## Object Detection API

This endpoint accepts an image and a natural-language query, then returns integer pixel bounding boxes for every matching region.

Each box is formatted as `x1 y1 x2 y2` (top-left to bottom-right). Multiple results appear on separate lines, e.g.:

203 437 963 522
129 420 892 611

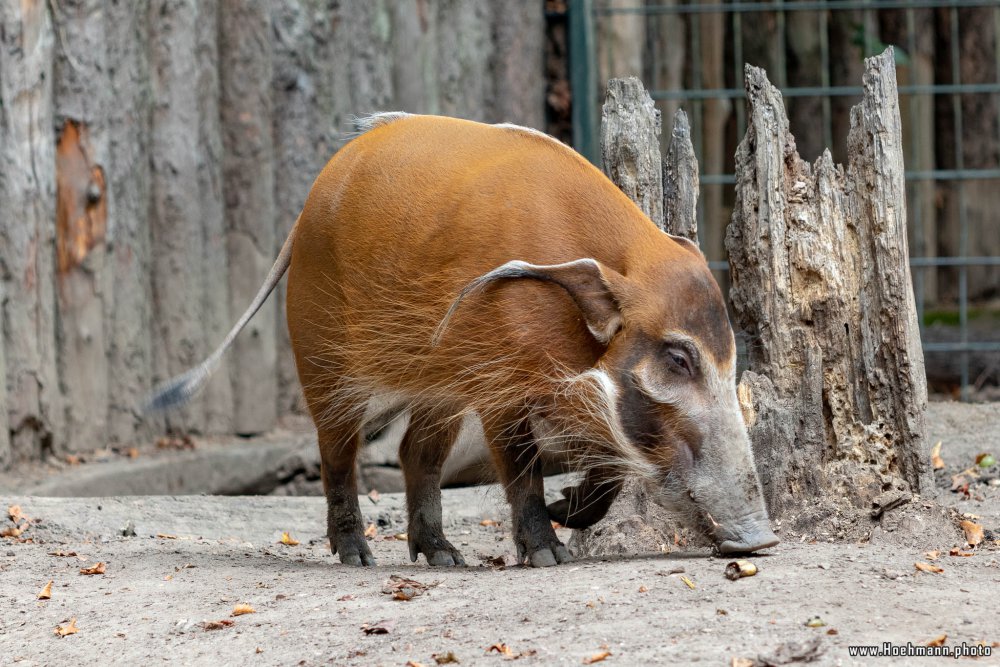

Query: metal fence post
569 0 599 165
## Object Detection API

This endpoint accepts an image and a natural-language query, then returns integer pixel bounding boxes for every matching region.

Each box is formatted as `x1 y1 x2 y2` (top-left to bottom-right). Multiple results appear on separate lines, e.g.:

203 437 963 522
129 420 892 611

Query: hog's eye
665 347 693 376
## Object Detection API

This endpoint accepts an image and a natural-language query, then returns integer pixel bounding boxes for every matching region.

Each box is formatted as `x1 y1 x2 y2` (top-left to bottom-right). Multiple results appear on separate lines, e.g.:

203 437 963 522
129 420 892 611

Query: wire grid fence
570 0 1000 400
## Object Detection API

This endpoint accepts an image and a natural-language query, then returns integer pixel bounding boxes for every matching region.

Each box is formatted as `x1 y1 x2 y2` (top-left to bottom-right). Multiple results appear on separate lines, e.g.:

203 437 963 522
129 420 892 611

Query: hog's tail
142 215 300 413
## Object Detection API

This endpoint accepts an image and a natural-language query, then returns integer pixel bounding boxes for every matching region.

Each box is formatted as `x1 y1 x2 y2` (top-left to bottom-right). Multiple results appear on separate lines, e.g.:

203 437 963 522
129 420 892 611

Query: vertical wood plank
219 0 278 434
0 0 62 461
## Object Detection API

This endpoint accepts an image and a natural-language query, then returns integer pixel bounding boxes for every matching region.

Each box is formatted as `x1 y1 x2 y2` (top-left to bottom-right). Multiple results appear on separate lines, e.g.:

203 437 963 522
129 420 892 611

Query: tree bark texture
727 49 930 526
0 0 547 467
571 78 707 558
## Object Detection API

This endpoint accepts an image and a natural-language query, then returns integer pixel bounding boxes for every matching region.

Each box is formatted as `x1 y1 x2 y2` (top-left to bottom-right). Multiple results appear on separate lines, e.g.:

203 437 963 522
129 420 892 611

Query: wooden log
0 1 63 462
570 78 706 558
148 0 208 433
104 0 158 445
727 49 930 526
599 77 664 229
195 1 234 432
489 0 545 128
219 0 278 434
662 109 699 244
436 0 492 121
52 0 111 453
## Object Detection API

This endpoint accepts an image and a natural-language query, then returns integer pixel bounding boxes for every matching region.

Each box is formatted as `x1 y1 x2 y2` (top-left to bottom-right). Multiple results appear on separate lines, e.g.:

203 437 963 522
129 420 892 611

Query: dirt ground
1 402 999 666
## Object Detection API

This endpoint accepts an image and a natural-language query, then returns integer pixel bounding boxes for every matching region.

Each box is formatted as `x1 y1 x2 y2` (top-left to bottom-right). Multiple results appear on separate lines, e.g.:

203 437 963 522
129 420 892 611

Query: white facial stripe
576 369 658 478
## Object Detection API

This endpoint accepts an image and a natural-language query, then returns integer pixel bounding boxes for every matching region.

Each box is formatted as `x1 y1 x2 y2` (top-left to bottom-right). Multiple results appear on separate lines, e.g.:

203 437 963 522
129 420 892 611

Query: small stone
121 520 136 537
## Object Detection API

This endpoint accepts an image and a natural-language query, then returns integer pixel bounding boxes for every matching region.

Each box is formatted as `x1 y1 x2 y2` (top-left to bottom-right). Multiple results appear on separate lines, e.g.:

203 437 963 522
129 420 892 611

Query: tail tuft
142 364 211 413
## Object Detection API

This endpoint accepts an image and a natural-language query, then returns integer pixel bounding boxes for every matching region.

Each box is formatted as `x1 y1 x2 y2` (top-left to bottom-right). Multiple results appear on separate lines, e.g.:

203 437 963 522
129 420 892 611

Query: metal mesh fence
569 0 1000 400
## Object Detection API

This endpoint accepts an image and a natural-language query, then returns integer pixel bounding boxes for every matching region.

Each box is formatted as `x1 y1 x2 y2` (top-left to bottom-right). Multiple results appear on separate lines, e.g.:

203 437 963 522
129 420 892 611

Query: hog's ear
432 258 625 345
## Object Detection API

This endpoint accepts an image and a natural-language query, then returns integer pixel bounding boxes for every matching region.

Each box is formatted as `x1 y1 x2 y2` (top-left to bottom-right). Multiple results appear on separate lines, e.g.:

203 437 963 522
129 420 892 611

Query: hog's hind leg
318 421 375 567
484 410 572 568
399 406 466 566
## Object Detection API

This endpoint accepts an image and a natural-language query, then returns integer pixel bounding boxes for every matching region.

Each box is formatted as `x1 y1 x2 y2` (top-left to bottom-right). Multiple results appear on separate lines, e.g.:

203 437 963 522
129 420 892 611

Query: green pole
569 0 598 165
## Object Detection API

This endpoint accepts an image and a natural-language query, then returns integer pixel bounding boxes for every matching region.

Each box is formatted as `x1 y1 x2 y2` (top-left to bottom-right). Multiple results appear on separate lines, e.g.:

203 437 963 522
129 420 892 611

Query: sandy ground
1 402 998 666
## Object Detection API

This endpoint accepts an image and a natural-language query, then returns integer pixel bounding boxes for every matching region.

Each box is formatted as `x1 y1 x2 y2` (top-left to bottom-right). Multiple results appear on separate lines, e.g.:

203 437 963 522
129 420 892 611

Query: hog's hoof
332 533 376 567
408 533 466 567
517 542 573 568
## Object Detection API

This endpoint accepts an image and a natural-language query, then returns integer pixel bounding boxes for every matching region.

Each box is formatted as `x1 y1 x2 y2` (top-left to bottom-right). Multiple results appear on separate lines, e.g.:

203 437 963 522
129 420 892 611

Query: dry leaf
364 523 378 539
338 594 357 601
931 441 945 470
156 533 177 540
79 562 106 575
927 634 947 647
38 580 53 600
55 618 78 637
925 550 941 560
583 650 611 664
232 604 255 616
383 574 437 601
487 643 514 657
731 659 754 667
202 619 235 631
126 447 140 459
680 575 696 589
8 505 25 523
915 562 944 574
432 652 460 664
949 548 974 557
960 520 984 547
406 662 427 667
479 519 498 527
1 525 24 538
279 531 299 546
361 619 395 635
48 550 78 557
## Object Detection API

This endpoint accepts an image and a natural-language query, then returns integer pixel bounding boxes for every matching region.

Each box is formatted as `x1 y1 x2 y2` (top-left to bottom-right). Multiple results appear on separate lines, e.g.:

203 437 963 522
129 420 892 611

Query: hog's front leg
484 410 572 567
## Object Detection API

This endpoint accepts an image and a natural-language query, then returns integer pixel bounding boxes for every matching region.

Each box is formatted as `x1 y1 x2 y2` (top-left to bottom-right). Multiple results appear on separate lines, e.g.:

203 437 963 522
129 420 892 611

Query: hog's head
437 235 778 554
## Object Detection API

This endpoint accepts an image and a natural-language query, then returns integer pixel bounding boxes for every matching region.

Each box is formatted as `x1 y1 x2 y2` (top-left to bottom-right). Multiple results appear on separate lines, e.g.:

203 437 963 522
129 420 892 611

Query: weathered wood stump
570 78 708 557
728 48 935 538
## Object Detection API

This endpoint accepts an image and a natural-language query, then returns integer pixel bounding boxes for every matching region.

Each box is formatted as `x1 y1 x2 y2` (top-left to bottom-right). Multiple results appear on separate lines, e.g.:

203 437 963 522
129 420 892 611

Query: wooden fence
0 0 546 466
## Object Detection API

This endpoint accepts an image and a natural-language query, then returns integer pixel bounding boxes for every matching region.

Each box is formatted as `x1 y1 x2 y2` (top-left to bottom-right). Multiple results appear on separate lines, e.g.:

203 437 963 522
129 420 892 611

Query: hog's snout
713 509 779 554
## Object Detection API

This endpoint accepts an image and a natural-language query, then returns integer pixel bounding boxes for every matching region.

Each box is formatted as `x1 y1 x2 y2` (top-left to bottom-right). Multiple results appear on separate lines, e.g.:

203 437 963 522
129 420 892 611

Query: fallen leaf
976 453 996 468
406 662 427 667
927 634 947 647
479 519 498 527
155 533 177 540
925 550 941 560
915 562 944 574
65 454 81 465
1 525 24 538
338 594 357 601
383 574 438 601
202 619 234 631
680 575 696 589
362 619 395 635
126 447 140 459
364 523 378 539
931 441 945 470
367 489 381 504
79 562 106 576
55 618 78 637
232 604 255 616
731 659 754 667
479 555 506 569
583 650 611 664
8 505 25 523
279 531 299 546
949 548 974 557
38 580 53 600
433 651 460 664
960 520 984 547
47 551 78 557
163 574 173 581
487 643 514 657
826 628 839 635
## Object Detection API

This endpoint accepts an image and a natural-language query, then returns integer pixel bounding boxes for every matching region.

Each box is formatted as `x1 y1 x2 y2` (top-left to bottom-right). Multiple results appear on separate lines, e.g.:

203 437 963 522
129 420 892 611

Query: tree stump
727 48 938 540
570 79 708 557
